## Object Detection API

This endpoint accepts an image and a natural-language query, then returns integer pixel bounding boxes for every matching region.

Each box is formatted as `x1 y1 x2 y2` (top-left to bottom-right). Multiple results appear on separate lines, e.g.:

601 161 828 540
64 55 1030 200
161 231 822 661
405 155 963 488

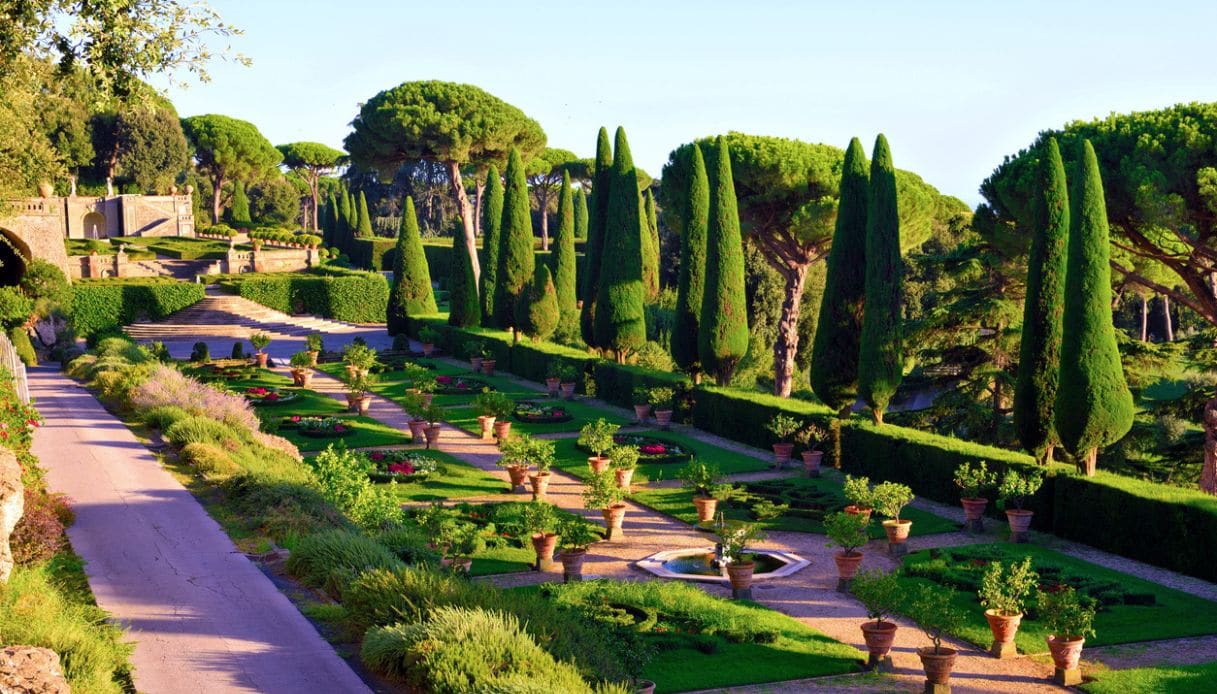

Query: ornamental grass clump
284 529 404 599
131 365 260 433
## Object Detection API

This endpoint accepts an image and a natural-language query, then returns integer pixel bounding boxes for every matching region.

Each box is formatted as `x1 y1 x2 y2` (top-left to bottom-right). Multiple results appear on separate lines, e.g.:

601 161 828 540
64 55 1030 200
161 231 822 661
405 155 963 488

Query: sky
154 0 1217 207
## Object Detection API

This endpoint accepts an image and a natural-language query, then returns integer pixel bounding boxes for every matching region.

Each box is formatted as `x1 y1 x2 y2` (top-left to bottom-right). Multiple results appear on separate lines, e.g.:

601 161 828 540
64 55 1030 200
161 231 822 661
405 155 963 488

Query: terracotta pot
693 496 718 523
308 350 319 366
530 471 551 499
726 560 755 591
256 352 269 368
559 548 586 580
421 343 435 357
449 556 472 574
614 467 635 490
560 382 576 399
801 450 823 477
505 464 529 490
635 680 656 694
298 372 313 388
346 393 359 411
420 393 434 408
860 621 898 663
546 377 560 396
531 532 558 568
772 442 795 465
844 505 873 523
602 503 627 530
881 519 912 545
290 369 306 387
833 551 864 580
477 415 496 440
423 424 441 447
407 419 427 442
917 646 958 686
356 395 371 416
634 404 651 423
961 497 989 531
654 409 673 429
482 359 497 376
588 456 610 474
493 420 512 441
1046 635 1085 671
985 609 1023 652
470 356 483 373
1006 509 1034 542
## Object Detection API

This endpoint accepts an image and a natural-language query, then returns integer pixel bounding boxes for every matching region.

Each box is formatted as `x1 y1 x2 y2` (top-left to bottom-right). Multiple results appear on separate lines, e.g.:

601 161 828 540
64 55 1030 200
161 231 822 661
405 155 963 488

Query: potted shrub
766 414 801 468
465 339 486 372
288 351 314 387
578 419 619 473
825 510 870 592
343 372 376 415
418 326 440 357
1039 585 1097 686
544 363 563 396
794 423 828 477
497 433 537 493
306 332 323 365
522 500 558 571
678 461 729 523
908 585 967 692
631 386 651 424
716 520 767 597
978 557 1038 659
555 515 599 582
342 342 377 378
871 481 915 556
583 470 627 541
407 376 438 409
842 475 874 520
609 444 640 490
250 332 272 368
402 392 428 442
851 569 902 669
527 437 556 500
473 391 513 440
649 387 675 429
997 468 1043 543
954 461 996 533
555 363 578 399
443 522 483 574
421 403 445 449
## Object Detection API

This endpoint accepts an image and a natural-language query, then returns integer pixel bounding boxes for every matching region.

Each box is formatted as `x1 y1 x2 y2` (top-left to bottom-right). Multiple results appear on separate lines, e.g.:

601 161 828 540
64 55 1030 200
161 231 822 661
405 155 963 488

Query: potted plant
583 470 627 541
1039 585 1096 686
306 332 323 365
794 423 828 477
497 433 537 492
842 475 874 520
418 326 440 357
555 363 578 399
555 515 599 582
578 419 619 473
465 340 486 372
443 522 483 574
527 437 556 500
522 500 558 571
766 414 801 468
473 391 513 440
648 387 676 429
825 510 870 592
870 481 915 556
954 461 997 533
978 557 1038 659
544 363 563 396
678 461 729 523
408 376 438 409
716 520 767 596
288 351 314 387
609 444 640 490
908 585 967 692
402 392 428 443
421 403 445 449
342 343 377 378
851 569 902 669
250 332 272 368
632 387 652 424
997 468 1043 543
343 372 376 415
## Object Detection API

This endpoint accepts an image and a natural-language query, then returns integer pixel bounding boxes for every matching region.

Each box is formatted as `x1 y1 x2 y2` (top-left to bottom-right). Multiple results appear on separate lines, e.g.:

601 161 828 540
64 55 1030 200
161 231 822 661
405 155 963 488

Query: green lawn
470 545 536 577
1081 662 1217 694
183 365 350 420
277 414 411 452
632 477 957 537
444 398 630 437
551 431 771 482
379 449 506 503
893 543 1217 654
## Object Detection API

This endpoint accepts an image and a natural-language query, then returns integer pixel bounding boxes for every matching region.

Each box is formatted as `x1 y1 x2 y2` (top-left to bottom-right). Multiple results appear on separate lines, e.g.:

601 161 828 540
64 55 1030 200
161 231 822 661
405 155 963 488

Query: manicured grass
632 478 957 537
1080 662 1217 694
893 543 1217 654
277 415 411 452
552 431 771 482
444 398 629 436
379 449 505 503
185 365 349 419
470 545 536 576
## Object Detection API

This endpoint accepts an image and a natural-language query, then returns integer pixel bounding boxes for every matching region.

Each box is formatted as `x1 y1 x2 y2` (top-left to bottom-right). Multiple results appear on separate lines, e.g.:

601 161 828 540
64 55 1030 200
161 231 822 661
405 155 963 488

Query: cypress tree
810 137 869 413
552 170 578 340
580 127 613 346
494 148 535 332
858 134 903 424
345 190 358 232
523 264 559 341
448 225 480 327
574 188 589 241
1055 139 1134 475
594 127 647 359
672 143 709 377
356 191 373 239
641 188 660 298
1014 137 1070 464
230 180 251 225
698 136 749 385
478 165 504 327
320 192 336 246
387 196 437 335
336 189 351 240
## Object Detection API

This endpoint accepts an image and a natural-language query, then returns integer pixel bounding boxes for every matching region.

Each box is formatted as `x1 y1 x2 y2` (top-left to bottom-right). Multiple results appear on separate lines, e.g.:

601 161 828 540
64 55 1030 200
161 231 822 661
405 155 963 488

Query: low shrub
9 489 67 564
375 526 442 566
8 327 36 366
141 404 189 431
285 530 403 599
131 365 260 433
163 415 246 449
179 442 240 478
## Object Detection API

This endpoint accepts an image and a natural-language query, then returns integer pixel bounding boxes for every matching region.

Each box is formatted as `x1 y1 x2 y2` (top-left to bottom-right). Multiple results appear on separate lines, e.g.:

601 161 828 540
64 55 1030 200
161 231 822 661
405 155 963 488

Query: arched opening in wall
83 211 106 239
0 230 30 287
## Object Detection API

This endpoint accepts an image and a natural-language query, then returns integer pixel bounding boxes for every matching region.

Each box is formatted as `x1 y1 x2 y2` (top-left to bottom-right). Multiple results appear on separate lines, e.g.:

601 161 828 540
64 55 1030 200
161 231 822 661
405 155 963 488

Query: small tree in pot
305 332 323 365
465 339 487 372
997 468 1043 543
766 414 802 468
871 481 915 556
402 392 428 442
442 521 484 574
954 461 996 533
716 520 767 598
497 433 537 493
544 362 563 396
342 342 378 377
555 515 599 582
343 372 376 415
583 470 627 541
250 332 272 368
421 402 445 449
842 475 874 520
908 584 967 693
679 461 728 523
418 326 440 357
609 443 640 490
794 423 828 477
289 351 314 387
825 510 870 592
852 569 902 670
1038 585 1096 686
473 391 513 440
521 500 558 572
408 375 437 409
631 386 652 424
978 557 1038 659
554 363 578 399
578 419 619 473
648 387 676 429
527 437 556 500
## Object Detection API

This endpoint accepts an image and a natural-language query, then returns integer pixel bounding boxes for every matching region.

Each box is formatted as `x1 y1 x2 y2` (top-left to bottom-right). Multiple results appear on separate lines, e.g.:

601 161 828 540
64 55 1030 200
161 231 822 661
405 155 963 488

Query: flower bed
362 450 439 482
433 375 494 395
296 416 351 438
244 385 298 406
192 362 256 382
512 400 573 424
576 434 694 465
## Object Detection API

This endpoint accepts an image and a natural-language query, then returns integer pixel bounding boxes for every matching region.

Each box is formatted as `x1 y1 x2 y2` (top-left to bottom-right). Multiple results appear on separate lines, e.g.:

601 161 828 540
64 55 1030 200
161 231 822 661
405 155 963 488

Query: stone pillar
306 247 318 268
1 448 23 583
84 253 104 279
113 248 127 278
1202 398 1217 495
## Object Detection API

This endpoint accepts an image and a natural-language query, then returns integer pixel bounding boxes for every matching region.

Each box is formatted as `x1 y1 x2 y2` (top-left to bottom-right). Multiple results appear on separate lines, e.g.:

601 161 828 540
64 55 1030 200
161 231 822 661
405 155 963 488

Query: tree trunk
1081 447 1097 477
309 170 320 232
211 175 224 225
445 160 481 288
1163 294 1175 341
772 264 809 397
1140 294 1148 341
474 179 485 237
1040 443 1055 467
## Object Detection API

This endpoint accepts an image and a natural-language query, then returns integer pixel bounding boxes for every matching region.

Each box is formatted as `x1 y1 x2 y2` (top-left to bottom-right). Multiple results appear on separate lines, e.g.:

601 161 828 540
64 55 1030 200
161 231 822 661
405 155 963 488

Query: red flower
388 462 415 475
266 393 280 401
370 452 385 461
436 376 453 385
290 415 301 422
334 424 346 433
640 444 667 455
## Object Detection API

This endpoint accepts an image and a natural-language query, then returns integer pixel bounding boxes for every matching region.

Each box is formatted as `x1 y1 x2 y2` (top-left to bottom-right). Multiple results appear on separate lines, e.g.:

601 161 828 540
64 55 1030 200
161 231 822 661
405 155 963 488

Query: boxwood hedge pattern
218 269 388 323
72 278 206 338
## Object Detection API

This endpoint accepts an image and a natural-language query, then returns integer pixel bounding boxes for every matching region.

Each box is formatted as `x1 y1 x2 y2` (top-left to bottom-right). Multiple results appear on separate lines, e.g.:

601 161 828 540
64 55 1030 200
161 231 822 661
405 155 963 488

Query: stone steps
123 291 375 341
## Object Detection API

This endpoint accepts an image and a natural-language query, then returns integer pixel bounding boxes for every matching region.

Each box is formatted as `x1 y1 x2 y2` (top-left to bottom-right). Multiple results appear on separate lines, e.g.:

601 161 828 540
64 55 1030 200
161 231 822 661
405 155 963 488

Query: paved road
29 366 369 694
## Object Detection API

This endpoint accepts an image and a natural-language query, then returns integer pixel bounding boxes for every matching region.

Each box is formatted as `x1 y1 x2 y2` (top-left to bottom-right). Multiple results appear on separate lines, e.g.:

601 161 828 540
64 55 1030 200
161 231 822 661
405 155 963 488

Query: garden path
28 366 370 694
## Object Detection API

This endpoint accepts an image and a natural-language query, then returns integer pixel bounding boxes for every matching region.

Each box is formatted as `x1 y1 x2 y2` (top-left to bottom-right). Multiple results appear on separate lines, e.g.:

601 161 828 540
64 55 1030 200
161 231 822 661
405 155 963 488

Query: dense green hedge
692 387 832 451
72 278 206 337
219 270 388 323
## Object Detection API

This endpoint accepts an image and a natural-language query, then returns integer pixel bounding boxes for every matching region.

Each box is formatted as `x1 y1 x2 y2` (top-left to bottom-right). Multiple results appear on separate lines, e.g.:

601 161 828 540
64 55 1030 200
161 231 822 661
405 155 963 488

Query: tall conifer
448 225 480 327
698 137 749 385
494 148 535 332
574 188 589 241
673 144 709 377
641 188 660 298
387 196 437 334
356 191 373 239
593 127 647 359
552 170 578 339
523 264 559 340
479 165 504 326
858 134 903 424
580 128 613 346
230 180 251 224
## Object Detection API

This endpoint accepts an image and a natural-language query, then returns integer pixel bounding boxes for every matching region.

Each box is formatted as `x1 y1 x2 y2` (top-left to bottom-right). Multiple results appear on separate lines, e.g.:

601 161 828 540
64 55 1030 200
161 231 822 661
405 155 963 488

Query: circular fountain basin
636 547 809 583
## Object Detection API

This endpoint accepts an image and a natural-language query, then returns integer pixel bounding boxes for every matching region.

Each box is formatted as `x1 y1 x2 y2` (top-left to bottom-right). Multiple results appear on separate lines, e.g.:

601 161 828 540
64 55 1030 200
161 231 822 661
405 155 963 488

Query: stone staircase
123 289 376 342
128 258 219 280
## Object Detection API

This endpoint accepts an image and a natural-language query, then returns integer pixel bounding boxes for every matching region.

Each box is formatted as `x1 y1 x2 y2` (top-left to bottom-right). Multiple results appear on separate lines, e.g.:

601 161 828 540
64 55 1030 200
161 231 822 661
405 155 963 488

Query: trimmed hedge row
219 271 388 323
72 278 206 337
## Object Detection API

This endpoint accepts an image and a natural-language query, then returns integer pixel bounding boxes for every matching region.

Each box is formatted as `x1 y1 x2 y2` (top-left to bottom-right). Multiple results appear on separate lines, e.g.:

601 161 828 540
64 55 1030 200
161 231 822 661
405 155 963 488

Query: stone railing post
113 248 127 278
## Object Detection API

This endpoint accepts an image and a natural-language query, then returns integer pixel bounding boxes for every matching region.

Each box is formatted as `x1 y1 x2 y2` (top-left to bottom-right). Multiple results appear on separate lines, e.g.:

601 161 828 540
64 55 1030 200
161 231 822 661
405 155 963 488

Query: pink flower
436 376 453 385
265 393 280 401
388 462 415 475
334 424 346 433
370 452 385 461
640 444 667 455
291 415 301 422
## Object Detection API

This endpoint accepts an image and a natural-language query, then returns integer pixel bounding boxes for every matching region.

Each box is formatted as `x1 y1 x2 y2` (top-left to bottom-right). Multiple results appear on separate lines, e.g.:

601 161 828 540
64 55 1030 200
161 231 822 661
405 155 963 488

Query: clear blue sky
155 0 1217 206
